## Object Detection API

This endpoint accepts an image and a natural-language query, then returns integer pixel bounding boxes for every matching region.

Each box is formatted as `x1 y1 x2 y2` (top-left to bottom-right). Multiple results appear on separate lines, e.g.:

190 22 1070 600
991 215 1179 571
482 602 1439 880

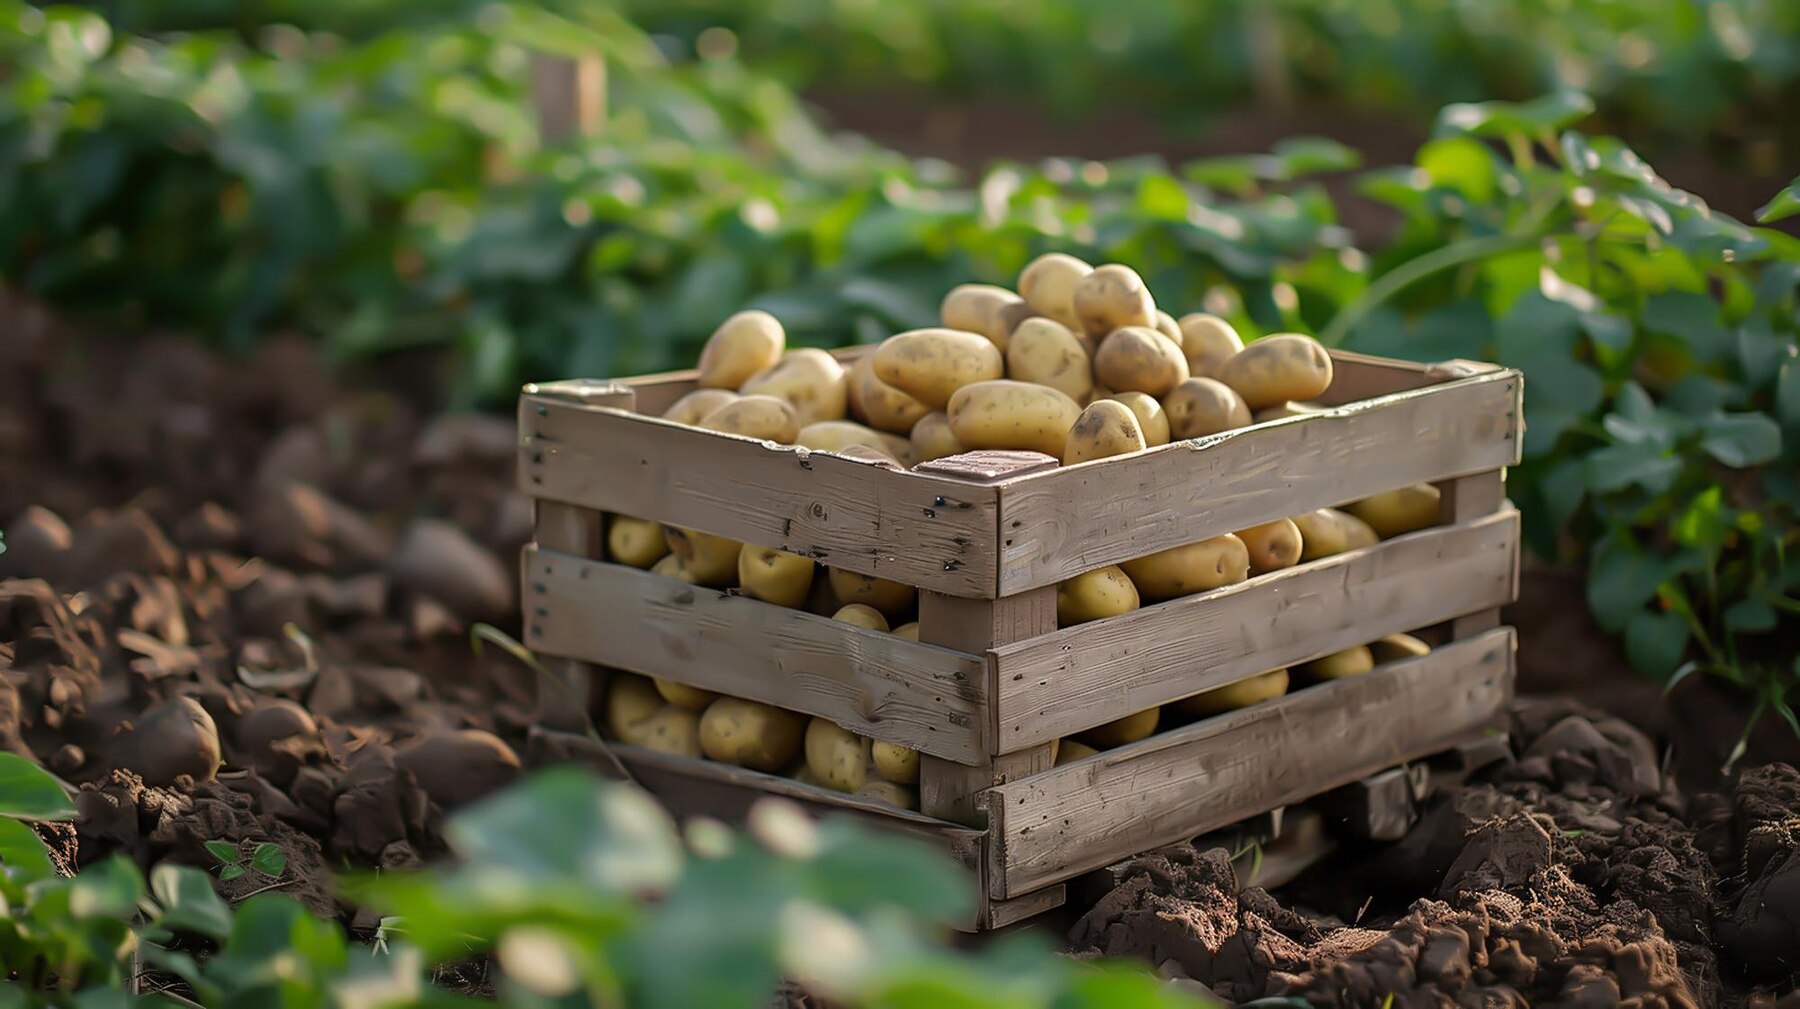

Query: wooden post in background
530 53 607 143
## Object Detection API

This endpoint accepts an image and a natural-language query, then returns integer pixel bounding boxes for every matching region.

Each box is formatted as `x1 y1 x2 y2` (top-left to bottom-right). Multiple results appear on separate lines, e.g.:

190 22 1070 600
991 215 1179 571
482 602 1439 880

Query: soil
2 289 1795 1007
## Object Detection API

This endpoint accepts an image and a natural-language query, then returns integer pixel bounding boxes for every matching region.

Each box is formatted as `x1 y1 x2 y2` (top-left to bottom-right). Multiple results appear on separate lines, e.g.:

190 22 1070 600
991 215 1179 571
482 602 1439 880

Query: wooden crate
517 348 1522 928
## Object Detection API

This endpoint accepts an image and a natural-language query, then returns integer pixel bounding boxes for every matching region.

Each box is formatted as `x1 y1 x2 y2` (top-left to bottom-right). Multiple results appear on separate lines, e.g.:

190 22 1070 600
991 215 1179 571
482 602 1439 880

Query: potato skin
908 411 963 464
1176 313 1244 378
1056 565 1140 626
873 329 1006 410
1120 533 1250 603
605 674 663 741
1054 739 1100 765
607 516 670 569
1078 708 1160 749
1094 326 1189 397
1063 400 1147 465
698 394 801 444
1371 633 1432 663
871 741 920 784
832 603 890 631
947 380 1081 457
662 526 742 587
698 310 785 389
1073 264 1157 337
1161 377 1252 440
854 780 919 810
891 622 920 640
1018 252 1093 331
1216 333 1334 410
1103 391 1171 447
664 388 739 426
1292 508 1380 561
796 420 901 459
1252 400 1324 423
847 356 930 434
941 284 1026 352
1297 646 1375 681
1170 668 1288 718
1154 310 1184 347
804 718 870 792
650 553 697 583
1234 518 1303 575
1006 318 1094 404
738 546 815 608
654 678 719 711
827 569 915 618
634 706 704 758
1343 484 1441 539
741 349 850 425
698 697 806 771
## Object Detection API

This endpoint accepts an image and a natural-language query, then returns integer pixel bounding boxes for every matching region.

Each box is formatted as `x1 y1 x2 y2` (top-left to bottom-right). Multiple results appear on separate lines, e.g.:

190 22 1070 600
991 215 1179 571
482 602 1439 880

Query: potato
654 678 718 711
827 569 915 619
1078 708 1159 749
738 546 815 609
1292 508 1380 561
699 697 806 771
634 706 704 758
605 674 663 741
803 572 840 616
847 356 930 435
1006 318 1094 403
741 349 849 425
698 310 785 389
873 329 1006 411
1297 646 1375 681
871 741 920 784
1018 252 1093 330
1094 326 1189 397
1063 399 1147 465
1253 400 1324 424
891 622 920 641
1103 391 1170 447
1344 484 1441 539
1054 739 1100 766
947 379 1081 457
1154 310 1184 347
1234 518 1303 575
1170 668 1289 718
607 516 669 569
909 411 964 463
1215 333 1333 410
1161 377 1251 440
1371 633 1432 663
698 394 801 444
649 553 697 583
663 388 739 426
941 283 1026 352
797 420 900 459
855 780 919 810
791 766 822 787
1073 264 1157 337
1176 313 1244 378
663 526 741 587
1056 565 1139 626
832 603 890 631
1120 534 1250 603
805 718 871 792
995 301 1043 343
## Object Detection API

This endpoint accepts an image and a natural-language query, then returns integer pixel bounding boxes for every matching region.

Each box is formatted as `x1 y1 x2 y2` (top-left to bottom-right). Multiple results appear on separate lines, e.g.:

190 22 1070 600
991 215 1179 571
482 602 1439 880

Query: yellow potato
1292 508 1380 561
1234 519 1303 575
1120 534 1250 603
1103 391 1170 447
891 622 920 641
1176 313 1244 378
1170 668 1289 718
1154 310 1185 347
632 705 704 757
804 718 870 792
1073 264 1157 337
741 349 849 425
1078 708 1160 749
1161 377 1251 440
1054 739 1100 766
662 526 742 588
1371 633 1432 664
909 411 963 463
876 433 916 466
654 678 718 711
1297 646 1375 681
1056 565 1140 627
1006 317 1094 403
698 310 785 389
871 741 919 784
1017 252 1093 331
854 780 918 810
698 697 806 771
947 379 1081 457
832 603 890 631
797 420 901 459
835 444 905 469
941 283 1026 352
737 546 815 608
1343 484 1441 539
873 328 1006 410
791 766 821 787
1252 400 1325 424
698 395 801 444
606 516 669 569
1063 399 1147 465
1094 326 1189 397
663 388 739 426
650 553 698 583
995 301 1043 343
827 568 915 619
846 356 930 435
604 674 662 741
1216 333 1334 410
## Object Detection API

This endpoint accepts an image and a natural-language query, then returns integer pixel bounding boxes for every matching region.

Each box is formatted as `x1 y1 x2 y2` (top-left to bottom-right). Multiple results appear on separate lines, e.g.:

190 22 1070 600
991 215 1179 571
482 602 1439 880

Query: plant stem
1318 231 1542 347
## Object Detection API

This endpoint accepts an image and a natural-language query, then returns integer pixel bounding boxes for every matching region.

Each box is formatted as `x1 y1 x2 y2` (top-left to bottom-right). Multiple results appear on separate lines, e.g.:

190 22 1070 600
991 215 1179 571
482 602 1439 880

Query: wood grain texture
525 547 989 762
1315 350 1437 405
991 368 1523 594
520 394 1001 596
988 509 1522 752
980 884 1066 930
987 627 1515 897
531 501 606 732
1439 469 1509 639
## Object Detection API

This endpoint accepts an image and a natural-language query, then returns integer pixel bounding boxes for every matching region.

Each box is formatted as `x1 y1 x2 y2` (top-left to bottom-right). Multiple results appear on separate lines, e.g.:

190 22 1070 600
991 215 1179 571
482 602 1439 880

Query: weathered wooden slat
991 368 1523 594
980 884 1066 930
986 627 1514 898
532 501 607 733
525 547 989 762
1314 350 1437 406
520 394 1000 596
988 509 1521 752
1439 469 1509 639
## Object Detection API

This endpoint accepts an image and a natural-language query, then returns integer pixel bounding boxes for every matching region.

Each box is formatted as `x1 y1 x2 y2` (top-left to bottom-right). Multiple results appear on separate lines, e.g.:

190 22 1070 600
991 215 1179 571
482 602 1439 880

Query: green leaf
1672 486 1728 548
1755 177 1800 223
1776 358 1800 430
1724 598 1778 634
1437 90 1594 138
0 817 56 880
204 840 240 864
0 754 75 821
806 819 973 924
1700 413 1782 467
219 864 246 882
1271 136 1360 176
251 843 287 877
1586 537 1663 633
1624 610 1692 680
69 856 146 919
152 864 233 940
1416 137 1498 203
445 769 682 893
1585 442 1681 495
